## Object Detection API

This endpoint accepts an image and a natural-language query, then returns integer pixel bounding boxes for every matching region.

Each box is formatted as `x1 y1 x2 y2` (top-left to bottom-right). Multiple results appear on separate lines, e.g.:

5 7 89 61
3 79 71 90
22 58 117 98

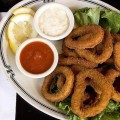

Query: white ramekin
15 37 58 78
33 2 74 40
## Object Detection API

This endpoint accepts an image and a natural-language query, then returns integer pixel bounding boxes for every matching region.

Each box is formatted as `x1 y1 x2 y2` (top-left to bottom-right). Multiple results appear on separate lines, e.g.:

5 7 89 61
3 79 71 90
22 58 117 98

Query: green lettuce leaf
54 97 72 115
50 63 120 120
74 7 100 26
70 115 88 120
54 97 88 120
91 100 120 120
105 100 120 112
54 96 120 120
100 111 120 120
100 10 120 33
74 7 120 33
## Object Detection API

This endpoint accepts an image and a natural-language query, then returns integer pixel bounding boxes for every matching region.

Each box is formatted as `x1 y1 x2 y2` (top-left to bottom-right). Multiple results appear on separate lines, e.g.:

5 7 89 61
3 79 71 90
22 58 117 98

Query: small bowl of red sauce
15 37 58 78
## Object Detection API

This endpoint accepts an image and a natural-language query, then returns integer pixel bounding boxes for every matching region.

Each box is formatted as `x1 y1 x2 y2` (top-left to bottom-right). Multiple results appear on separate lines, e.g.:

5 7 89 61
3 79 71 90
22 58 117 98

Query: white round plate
0 0 119 120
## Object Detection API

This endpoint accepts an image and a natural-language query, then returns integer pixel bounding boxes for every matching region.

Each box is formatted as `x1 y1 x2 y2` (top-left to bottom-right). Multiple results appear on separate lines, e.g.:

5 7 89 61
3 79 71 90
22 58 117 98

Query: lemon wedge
12 7 35 16
7 13 38 53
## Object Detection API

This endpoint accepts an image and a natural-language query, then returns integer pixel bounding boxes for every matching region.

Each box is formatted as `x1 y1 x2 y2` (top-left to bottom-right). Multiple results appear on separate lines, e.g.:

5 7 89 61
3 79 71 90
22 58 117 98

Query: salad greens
91 100 120 120
74 7 120 33
100 10 120 33
51 72 120 120
54 97 88 120
52 7 120 120
54 99 120 120
74 7 100 26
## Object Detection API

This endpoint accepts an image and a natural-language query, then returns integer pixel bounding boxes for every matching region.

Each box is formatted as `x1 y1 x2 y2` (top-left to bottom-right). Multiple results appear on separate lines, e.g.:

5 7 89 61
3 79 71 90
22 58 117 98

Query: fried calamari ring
41 66 74 102
64 25 104 50
63 39 96 57
105 57 114 65
105 69 120 102
114 42 120 71
105 69 119 84
71 65 88 75
71 69 111 118
57 74 65 90
58 54 98 68
112 33 120 43
96 65 112 75
76 30 113 64
62 41 78 57
56 65 89 93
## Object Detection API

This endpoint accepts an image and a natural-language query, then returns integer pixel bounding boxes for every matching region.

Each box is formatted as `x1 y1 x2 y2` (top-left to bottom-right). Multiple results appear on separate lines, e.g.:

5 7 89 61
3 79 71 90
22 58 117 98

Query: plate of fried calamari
1 0 120 119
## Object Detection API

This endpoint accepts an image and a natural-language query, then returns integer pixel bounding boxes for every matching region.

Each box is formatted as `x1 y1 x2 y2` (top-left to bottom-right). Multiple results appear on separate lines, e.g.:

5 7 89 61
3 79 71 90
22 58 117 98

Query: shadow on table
0 0 120 12
16 95 58 120
0 0 21 12
103 0 120 10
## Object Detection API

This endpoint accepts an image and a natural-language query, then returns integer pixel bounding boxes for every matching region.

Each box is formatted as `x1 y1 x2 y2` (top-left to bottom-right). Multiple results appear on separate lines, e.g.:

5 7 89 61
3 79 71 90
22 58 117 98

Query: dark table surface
0 0 120 11
0 0 120 120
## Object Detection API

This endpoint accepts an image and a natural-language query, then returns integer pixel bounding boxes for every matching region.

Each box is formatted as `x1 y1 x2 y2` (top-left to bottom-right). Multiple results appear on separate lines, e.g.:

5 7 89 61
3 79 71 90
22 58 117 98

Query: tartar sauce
39 6 69 36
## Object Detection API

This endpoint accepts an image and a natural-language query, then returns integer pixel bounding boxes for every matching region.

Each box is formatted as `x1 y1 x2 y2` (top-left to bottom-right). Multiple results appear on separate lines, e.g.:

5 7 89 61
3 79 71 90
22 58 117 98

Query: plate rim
0 0 120 119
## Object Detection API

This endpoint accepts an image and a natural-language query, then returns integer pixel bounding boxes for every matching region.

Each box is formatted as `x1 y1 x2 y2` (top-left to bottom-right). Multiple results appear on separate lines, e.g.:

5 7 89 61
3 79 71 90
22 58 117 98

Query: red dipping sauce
20 41 54 74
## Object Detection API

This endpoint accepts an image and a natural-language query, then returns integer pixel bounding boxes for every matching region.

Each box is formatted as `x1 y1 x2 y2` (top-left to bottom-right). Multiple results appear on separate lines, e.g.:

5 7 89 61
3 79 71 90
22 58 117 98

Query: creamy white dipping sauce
39 6 69 36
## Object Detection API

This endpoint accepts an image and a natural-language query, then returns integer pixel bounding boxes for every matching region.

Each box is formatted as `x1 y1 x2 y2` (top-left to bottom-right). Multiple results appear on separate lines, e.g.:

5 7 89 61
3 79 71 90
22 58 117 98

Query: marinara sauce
20 41 54 74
